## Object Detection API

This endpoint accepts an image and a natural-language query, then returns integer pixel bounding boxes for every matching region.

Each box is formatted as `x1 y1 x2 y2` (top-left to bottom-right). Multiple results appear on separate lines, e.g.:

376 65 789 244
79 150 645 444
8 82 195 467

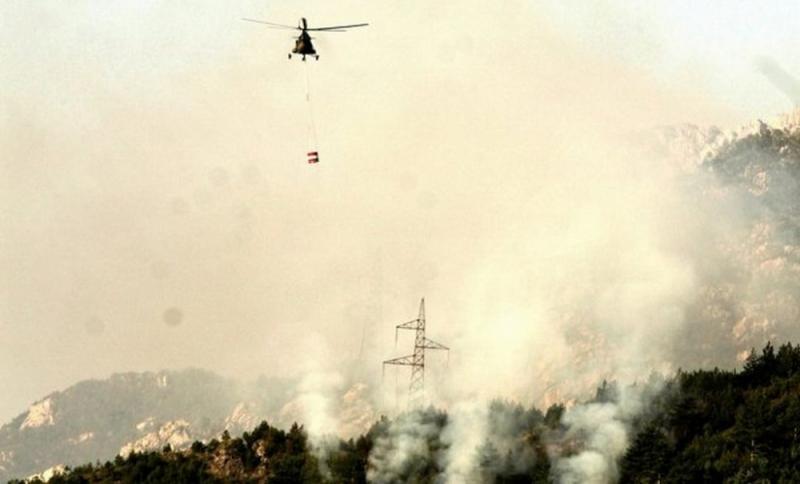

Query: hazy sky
2 1 800 423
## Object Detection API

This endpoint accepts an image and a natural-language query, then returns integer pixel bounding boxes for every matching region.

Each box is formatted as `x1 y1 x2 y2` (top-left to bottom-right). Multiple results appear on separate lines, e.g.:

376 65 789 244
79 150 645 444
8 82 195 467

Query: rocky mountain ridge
5 109 800 481
0 369 289 482
1 368 374 482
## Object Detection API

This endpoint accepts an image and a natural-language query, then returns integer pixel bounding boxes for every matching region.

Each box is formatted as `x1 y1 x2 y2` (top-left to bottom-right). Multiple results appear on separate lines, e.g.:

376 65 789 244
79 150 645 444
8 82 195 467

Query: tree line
12 342 800 483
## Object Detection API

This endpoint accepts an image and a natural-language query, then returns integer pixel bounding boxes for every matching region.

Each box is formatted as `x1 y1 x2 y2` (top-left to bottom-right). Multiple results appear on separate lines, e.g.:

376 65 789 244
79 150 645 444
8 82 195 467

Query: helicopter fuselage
292 31 316 56
289 28 318 60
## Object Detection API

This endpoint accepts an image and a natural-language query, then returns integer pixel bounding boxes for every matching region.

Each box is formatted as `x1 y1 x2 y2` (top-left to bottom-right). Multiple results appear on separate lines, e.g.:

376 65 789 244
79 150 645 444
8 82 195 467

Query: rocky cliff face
0 368 373 482
630 109 800 369
0 369 293 482
525 110 800 405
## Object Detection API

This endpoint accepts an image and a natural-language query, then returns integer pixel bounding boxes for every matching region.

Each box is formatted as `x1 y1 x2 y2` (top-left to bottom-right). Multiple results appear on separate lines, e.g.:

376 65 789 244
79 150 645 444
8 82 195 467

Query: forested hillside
15 342 800 483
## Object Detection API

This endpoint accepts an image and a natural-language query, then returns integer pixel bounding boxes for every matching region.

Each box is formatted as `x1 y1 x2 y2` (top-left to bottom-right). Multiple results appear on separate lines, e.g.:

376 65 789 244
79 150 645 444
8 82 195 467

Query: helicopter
242 17 368 61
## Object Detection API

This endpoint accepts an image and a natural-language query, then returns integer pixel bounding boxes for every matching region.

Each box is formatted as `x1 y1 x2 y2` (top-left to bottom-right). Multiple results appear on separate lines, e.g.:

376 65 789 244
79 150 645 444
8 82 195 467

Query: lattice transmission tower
382 298 449 409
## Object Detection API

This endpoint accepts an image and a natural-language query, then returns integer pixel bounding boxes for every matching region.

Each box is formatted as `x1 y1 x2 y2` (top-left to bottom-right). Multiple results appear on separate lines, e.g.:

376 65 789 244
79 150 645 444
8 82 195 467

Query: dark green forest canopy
13 342 800 484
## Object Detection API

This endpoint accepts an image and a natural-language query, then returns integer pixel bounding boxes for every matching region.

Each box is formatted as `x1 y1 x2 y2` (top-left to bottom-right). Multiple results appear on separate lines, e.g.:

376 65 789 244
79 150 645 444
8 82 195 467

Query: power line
382 298 449 409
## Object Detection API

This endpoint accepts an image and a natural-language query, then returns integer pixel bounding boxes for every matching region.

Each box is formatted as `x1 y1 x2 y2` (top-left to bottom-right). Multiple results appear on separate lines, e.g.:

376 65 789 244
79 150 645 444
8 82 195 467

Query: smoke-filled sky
2 0 800 424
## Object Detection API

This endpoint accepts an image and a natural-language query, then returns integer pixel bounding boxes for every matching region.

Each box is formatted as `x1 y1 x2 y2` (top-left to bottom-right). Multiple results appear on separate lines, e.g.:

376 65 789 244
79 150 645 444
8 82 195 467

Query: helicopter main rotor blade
241 18 298 30
307 23 369 31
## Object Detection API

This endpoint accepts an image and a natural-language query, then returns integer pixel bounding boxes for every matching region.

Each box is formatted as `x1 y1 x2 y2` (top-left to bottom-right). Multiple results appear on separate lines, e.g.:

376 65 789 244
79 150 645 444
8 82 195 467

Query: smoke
437 401 487 483
6 2 800 482
551 382 661 483
273 334 379 477
367 106 800 482
0 1 734 422
367 410 446 484
278 370 342 438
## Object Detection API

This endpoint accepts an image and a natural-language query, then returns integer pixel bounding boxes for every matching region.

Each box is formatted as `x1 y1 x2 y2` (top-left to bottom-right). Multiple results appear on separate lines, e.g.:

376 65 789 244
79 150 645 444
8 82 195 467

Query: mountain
12 342 800 483
683 111 800 363
640 108 800 173
535 109 800 405
0 370 295 482
626 109 800 371
6 109 800 482
0 368 376 482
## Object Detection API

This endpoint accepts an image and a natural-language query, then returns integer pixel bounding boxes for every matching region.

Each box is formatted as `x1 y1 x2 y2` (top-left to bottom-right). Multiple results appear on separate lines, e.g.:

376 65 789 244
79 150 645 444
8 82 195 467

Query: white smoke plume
367 410 446 483
552 382 660 484
367 108 800 482
437 401 488 483
273 332 380 477
6 2 800 482
277 371 379 478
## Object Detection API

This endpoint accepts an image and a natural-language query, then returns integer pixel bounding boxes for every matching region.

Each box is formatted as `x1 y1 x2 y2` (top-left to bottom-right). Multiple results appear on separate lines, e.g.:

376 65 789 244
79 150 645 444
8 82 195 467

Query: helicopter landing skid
288 54 319 61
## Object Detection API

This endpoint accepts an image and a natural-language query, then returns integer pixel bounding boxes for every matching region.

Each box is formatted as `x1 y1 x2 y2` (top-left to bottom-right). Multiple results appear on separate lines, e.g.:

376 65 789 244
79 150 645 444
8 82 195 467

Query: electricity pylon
383 298 449 409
